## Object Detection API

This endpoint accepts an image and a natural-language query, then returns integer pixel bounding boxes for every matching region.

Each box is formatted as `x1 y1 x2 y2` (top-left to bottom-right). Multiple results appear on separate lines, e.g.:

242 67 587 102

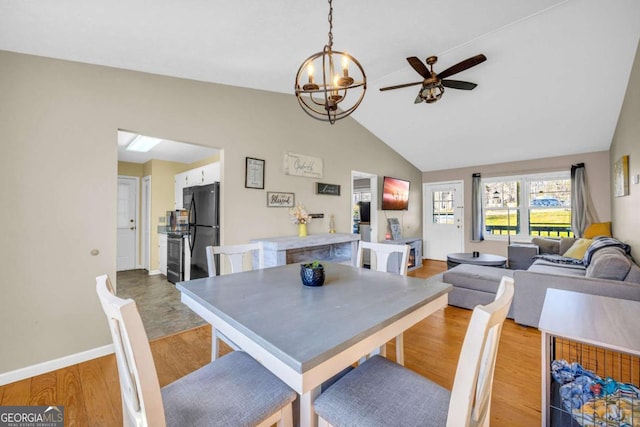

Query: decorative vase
298 223 307 237
300 263 324 287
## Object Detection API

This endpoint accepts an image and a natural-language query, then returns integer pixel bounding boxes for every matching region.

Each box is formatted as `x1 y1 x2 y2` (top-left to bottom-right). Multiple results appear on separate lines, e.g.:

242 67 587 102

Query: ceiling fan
380 54 487 104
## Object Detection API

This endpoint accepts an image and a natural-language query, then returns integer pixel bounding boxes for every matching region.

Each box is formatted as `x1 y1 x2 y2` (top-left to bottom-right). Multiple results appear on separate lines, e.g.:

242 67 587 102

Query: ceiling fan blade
438 54 487 79
379 81 423 91
406 56 430 79
442 80 478 90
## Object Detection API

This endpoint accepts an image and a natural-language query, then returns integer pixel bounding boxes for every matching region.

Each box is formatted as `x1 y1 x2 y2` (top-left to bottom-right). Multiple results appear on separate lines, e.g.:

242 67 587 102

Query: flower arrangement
289 203 311 225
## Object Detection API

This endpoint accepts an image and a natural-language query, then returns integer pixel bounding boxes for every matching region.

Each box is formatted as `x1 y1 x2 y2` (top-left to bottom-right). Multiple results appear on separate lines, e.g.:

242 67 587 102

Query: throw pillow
563 238 593 260
583 222 612 239
532 237 559 254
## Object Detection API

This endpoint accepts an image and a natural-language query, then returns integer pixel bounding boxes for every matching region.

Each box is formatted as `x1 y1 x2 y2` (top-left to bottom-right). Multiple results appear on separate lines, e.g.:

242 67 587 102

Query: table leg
300 386 320 427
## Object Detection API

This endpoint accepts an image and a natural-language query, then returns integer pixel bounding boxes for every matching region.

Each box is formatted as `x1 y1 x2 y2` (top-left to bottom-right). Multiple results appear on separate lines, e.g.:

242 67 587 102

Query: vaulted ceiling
1 0 638 171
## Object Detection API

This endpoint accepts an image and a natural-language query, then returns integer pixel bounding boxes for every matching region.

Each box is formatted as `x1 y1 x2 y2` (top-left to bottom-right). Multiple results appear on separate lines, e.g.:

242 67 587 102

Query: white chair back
206 241 265 277
356 241 410 276
96 274 166 427
447 276 515 427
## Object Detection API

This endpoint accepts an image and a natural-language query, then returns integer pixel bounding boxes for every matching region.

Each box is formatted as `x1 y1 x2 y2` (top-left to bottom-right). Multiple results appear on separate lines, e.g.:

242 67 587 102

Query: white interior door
423 181 464 260
117 176 138 271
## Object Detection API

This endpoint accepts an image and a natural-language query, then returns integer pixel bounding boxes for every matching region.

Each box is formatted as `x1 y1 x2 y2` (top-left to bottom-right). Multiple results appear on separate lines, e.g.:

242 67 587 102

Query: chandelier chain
327 0 333 49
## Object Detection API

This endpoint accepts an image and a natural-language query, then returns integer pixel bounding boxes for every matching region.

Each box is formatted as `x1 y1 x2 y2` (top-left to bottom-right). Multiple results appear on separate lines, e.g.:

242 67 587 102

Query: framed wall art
316 182 340 196
245 157 265 189
267 192 295 207
613 155 629 197
283 152 323 178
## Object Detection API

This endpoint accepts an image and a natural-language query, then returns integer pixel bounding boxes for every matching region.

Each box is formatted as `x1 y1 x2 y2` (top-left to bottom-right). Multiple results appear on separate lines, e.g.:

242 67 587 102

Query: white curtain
471 173 484 242
571 163 599 237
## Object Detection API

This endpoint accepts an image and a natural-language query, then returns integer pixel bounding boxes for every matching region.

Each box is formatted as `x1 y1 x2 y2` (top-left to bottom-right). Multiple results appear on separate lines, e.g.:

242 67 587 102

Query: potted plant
300 261 325 287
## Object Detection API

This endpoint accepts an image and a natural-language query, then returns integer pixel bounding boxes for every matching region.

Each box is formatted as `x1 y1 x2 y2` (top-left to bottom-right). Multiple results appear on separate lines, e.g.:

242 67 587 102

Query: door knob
130 226 136 230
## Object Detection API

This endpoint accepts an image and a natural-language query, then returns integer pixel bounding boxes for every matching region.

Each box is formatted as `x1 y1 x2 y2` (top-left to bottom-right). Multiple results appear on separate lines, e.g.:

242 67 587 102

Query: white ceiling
117 131 218 164
1 0 638 171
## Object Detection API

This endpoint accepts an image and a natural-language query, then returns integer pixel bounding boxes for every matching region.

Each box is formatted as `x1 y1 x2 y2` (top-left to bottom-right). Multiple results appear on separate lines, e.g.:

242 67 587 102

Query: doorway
117 130 220 276
423 180 464 260
351 171 378 245
117 176 139 271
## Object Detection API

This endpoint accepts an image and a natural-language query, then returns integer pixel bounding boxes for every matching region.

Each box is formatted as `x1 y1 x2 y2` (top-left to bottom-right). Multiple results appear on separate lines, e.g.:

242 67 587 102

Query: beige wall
610 41 640 261
0 50 421 374
422 151 611 258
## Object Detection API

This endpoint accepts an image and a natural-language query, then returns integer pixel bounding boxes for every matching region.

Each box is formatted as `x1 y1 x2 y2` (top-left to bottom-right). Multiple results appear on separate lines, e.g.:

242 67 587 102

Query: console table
251 233 361 267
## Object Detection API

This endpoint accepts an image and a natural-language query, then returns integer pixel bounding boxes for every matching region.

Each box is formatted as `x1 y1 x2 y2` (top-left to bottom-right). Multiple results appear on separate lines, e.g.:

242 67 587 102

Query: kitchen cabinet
158 233 167 275
174 162 220 209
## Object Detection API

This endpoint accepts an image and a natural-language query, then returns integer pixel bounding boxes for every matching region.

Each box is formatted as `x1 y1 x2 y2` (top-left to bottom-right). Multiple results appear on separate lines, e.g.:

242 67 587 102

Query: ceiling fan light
421 82 444 104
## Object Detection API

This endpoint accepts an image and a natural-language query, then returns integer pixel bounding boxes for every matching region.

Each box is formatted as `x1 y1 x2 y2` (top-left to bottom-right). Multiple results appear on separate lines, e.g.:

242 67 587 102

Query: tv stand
381 237 423 273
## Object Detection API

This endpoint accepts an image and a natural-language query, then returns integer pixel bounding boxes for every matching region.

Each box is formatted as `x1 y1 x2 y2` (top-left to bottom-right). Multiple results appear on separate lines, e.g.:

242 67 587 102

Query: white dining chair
356 240 410 276
96 274 295 427
314 276 515 427
206 241 265 359
356 240 411 365
206 241 265 276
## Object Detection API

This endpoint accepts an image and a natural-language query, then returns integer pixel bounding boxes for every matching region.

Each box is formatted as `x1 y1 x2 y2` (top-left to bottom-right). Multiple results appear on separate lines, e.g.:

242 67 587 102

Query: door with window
117 177 138 271
423 181 464 260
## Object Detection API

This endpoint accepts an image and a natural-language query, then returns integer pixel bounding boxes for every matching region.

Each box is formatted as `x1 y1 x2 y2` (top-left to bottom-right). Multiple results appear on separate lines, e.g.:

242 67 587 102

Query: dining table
177 262 452 427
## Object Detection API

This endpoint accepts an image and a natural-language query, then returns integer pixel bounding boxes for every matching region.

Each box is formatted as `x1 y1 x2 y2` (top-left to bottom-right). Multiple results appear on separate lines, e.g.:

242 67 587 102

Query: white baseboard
148 269 161 275
0 344 114 386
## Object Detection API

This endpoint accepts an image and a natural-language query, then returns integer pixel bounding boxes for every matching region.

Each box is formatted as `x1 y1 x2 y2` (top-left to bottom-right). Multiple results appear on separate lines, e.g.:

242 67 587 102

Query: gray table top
251 233 360 250
539 289 640 355
177 263 451 373
447 252 507 266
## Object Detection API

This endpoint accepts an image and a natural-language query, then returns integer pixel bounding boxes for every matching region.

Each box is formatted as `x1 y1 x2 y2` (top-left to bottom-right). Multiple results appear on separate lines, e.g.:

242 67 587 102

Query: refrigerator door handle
188 196 196 253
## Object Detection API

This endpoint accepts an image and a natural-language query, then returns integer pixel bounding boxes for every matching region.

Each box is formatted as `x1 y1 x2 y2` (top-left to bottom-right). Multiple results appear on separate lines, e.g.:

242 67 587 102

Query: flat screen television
381 176 410 210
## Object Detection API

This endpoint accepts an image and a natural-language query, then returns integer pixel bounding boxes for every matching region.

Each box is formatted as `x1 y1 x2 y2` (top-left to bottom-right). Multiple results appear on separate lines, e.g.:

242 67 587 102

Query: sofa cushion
442 264 514 293
583 221 612 239
528 260 586 277
586 247 631 281
624 263 640 284
563 238 593 259
532 237 559 254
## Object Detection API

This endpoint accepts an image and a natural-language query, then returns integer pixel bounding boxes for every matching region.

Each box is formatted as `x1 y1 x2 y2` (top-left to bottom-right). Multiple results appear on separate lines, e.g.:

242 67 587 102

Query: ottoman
442 264 515 317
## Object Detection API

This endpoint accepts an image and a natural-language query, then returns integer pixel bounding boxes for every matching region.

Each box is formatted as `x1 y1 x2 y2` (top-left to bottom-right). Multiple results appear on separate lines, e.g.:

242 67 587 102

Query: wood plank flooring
0 261 542 426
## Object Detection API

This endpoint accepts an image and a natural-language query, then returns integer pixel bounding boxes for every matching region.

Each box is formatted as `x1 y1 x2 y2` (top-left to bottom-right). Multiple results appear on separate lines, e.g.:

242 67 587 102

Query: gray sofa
441 237 640 328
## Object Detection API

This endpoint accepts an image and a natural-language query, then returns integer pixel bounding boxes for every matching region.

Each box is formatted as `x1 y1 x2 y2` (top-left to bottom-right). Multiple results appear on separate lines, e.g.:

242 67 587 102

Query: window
483 172 572 239
432 190 455 224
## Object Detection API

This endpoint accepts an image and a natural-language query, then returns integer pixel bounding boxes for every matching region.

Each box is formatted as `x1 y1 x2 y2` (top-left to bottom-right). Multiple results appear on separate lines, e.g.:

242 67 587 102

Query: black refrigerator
184 182 220 279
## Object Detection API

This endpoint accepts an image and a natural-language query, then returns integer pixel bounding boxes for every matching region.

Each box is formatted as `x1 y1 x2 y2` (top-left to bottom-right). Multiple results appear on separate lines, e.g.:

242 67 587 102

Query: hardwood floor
0 261 542 426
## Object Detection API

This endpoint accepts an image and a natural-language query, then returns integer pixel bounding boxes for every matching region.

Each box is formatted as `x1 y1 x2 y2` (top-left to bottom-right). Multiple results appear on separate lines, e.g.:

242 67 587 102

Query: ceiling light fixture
294 0 366 124
125 135 162 152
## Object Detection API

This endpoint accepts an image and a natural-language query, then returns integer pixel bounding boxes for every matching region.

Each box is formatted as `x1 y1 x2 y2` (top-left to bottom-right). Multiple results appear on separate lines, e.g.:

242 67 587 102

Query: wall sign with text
283 152 323 178
266 192 295 207
316 182 340 196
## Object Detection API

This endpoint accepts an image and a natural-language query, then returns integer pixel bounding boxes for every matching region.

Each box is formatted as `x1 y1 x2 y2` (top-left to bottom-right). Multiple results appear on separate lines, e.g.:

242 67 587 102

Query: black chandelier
294 0 366 124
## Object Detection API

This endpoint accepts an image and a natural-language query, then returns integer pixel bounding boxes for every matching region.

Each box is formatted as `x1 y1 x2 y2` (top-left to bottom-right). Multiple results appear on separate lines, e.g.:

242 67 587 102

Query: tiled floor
116 269 206 340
